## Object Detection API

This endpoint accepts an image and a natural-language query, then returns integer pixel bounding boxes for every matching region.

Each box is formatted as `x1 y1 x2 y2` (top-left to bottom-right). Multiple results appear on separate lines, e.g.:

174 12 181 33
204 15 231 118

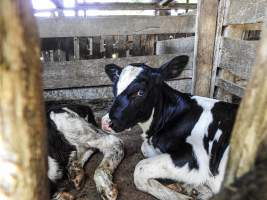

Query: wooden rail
43 53 193 90
34 3 197 12
215 78 245 97
44 78 192 101
37 15 196 38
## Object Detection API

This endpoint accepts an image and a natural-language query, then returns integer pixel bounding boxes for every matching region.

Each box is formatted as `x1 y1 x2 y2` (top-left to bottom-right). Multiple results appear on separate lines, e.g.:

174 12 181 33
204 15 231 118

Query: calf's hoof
99 183 118 200
94 168 118 200
55 191 75 200
68 160 86 190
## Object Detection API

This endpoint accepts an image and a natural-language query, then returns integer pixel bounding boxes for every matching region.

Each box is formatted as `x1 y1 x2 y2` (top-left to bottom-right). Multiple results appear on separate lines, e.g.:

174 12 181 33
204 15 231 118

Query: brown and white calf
102 56 238 200
47 104 124 200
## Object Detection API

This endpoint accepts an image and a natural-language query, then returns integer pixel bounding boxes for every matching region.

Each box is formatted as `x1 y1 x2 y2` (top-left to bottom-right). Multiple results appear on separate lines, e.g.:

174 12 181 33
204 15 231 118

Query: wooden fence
43 52 193 101
39 14 196 102
210 0 266 102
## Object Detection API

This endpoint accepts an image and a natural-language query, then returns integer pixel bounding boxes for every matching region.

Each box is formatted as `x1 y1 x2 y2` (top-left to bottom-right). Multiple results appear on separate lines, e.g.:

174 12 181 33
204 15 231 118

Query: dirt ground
74 126 156 200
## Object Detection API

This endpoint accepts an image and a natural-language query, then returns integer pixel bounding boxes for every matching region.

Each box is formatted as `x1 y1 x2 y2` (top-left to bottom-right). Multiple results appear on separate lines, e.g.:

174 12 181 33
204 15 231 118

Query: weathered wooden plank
44 79 192 101
34 2 197 12
156 36 194 55
44 86 113 101
192 0 218 96
219 38 258 79
43 53 193 89
37 15 196 38
225 0 267 25
215 78 245 97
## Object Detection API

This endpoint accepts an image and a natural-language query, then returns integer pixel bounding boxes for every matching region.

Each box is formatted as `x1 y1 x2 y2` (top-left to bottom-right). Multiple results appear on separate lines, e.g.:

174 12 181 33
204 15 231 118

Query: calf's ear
105 64 122 82
159 55 189 80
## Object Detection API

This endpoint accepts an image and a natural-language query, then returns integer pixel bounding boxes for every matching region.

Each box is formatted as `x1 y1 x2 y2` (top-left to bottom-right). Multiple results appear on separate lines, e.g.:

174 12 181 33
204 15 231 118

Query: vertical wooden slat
73 36 80 60
88 37 93 56
145 35 155 56
132 35 141 56
0 0 48 200
49 50 54 62
210 0 228 98
117 35 127 58
192 0 218 96
100 36 105 58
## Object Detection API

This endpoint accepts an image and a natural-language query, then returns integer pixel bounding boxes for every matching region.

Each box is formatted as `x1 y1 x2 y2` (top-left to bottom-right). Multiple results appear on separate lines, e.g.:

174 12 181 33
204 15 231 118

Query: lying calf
46 104 124 200
102 56 238 200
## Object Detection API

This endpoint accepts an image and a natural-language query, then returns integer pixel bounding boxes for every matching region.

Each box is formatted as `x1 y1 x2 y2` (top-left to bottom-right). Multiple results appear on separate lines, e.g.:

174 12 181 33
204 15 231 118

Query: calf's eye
137 90 145 96
129 89 145 99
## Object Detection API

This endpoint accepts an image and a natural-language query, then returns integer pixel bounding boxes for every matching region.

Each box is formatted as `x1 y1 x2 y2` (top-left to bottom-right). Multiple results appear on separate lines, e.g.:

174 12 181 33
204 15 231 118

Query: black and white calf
102 56 238 200
46 104 124 200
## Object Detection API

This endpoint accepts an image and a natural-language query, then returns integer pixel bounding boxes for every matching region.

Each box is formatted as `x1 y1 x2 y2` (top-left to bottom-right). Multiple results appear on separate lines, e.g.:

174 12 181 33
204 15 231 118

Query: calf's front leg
134 154 207 200
87 134 124 200
67 149 95 190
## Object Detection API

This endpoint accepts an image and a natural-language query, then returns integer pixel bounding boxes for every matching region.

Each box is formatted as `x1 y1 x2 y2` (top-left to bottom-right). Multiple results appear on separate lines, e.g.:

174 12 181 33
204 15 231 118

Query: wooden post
224 14 267 186
192 0 218 96
0 0 48 200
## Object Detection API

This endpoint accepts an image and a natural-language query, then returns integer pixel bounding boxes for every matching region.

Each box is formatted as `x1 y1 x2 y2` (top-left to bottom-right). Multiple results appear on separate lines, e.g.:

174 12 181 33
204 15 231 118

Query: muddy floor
74 126 156 200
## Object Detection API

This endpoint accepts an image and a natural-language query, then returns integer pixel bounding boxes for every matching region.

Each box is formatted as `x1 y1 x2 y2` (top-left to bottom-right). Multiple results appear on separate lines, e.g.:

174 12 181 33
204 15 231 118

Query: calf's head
50 107 90 134
104 55 189 132
48 105 97 134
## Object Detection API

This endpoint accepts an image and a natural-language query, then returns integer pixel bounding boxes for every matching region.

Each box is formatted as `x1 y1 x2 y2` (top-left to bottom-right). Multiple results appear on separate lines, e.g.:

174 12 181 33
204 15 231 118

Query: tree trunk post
0 0 48 199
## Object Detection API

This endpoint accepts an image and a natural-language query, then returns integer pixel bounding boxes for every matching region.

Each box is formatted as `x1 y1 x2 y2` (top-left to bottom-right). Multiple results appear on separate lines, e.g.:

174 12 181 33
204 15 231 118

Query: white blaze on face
116 65 143 96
